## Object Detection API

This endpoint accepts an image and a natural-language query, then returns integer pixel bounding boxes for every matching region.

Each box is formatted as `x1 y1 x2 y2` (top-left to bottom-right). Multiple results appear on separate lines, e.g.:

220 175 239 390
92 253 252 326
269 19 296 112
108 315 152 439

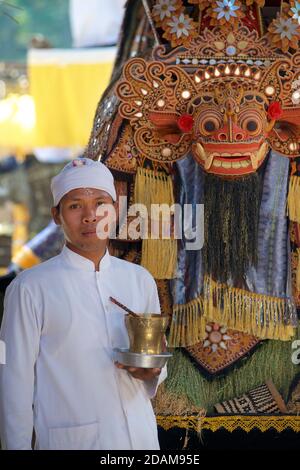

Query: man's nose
82 208 97 223
215 123 248 142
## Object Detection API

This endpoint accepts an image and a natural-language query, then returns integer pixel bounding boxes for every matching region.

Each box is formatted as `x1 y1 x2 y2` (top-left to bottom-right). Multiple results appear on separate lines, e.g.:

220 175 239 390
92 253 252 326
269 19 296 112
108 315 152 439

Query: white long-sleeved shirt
0 246 167 450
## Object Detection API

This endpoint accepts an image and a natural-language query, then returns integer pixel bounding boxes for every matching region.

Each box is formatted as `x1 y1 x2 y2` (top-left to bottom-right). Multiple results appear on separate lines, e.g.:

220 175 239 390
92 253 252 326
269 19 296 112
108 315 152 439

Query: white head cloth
51 158 117 206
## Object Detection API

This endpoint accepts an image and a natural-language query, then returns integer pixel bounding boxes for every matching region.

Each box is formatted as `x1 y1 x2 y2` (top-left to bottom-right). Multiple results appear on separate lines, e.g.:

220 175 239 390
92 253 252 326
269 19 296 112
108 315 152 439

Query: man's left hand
115 362 161 381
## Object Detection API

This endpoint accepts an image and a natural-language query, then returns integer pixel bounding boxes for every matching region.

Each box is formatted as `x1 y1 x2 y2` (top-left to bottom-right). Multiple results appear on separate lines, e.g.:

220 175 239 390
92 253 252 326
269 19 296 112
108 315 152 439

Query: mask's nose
215 123 248 142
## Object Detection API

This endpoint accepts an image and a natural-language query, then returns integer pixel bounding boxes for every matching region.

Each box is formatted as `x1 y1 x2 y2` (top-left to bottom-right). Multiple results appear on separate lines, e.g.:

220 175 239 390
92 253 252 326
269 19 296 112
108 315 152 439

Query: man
0 158 167 450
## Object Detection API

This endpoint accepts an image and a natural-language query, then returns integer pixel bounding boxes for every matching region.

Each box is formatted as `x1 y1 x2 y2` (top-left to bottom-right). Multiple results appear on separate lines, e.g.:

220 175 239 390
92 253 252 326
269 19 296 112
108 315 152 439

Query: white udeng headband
51 158 117 206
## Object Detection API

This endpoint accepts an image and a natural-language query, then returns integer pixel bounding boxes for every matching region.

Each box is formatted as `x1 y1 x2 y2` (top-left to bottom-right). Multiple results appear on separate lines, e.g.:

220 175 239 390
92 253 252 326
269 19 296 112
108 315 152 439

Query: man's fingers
115 361 126 369
115 363 161 379
114 362 139 373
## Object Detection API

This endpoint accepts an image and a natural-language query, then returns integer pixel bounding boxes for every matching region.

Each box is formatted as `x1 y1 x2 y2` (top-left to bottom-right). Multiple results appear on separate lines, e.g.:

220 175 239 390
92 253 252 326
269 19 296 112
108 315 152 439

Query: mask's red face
190 85 270 176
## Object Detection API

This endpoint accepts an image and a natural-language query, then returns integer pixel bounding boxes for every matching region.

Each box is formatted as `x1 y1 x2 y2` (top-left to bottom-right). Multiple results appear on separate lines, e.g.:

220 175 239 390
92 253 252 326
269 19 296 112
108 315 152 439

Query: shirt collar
61 244 111 272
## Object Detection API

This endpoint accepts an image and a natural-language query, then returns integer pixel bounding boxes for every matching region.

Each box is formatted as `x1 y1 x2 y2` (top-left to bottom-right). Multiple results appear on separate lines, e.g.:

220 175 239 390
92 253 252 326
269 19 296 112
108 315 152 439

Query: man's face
51 188 115 253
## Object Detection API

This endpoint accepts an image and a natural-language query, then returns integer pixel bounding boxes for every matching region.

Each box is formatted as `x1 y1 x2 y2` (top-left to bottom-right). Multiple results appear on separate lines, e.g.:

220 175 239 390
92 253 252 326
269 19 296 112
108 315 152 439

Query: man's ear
51 206 61 226
113 200 119 225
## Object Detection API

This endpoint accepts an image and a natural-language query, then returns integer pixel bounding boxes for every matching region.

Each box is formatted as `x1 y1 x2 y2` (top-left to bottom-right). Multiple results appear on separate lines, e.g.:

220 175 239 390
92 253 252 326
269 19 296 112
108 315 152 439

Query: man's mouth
194 141 268 171
82 229 97 237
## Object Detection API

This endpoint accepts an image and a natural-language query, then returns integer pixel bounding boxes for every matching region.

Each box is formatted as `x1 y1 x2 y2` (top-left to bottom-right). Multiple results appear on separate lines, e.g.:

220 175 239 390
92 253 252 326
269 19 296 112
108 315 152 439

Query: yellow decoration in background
11 203 30 258
0 94 36 155
28 48 115 148
11 245 40 270
0 49 115 153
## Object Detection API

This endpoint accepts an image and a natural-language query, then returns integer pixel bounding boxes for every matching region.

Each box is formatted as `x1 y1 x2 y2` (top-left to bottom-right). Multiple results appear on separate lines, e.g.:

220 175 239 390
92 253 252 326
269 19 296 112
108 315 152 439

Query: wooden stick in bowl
109 297 139 318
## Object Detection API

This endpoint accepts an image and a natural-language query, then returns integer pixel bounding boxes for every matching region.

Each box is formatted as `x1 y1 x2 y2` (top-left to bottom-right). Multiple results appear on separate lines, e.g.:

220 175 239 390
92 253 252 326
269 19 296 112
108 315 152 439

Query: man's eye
70 204 80 209
97 201 105 206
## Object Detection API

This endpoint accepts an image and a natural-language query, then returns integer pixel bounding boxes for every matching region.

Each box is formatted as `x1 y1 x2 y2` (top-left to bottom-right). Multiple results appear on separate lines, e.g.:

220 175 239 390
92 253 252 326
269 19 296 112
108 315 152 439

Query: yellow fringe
203 276 296 341
134 167 177 279
169 276 297 346
297 249 300 291
168 297 207 347
134 167 175 208
141 239 177 280
156 415 300 433
287 176 300 223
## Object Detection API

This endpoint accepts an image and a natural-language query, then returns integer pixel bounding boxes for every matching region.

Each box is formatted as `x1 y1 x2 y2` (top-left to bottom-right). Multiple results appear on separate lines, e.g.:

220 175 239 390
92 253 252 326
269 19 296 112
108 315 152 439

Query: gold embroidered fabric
157 415 300 433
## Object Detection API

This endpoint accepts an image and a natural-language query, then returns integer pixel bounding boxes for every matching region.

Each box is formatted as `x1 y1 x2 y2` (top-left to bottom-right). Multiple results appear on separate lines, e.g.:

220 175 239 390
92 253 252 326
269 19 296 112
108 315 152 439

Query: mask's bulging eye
242 117 261 135
238 108 264 136
204 120 216 133
246 120 258 133
197 109 222 136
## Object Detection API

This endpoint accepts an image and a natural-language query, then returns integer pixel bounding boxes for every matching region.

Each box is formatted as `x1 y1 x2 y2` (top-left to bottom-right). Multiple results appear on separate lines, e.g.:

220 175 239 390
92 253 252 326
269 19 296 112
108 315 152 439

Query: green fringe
164 327 300 414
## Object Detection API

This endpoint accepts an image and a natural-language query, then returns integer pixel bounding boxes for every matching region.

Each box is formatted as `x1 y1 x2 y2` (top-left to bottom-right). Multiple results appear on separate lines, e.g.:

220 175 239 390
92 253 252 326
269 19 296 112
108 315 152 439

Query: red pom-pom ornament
177 114 194 133
267 102 283 120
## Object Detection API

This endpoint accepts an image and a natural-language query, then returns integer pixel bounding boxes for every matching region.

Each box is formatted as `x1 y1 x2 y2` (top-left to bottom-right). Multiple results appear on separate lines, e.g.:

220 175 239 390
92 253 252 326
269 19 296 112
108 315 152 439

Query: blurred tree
0 0 72 62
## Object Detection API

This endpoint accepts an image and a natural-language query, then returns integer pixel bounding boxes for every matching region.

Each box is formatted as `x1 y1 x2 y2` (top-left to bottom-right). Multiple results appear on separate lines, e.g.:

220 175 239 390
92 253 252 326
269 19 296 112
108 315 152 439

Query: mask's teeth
196 143 206 161
251 142 268 169
256 142 268 161
204 154 215 170
250 153 259 170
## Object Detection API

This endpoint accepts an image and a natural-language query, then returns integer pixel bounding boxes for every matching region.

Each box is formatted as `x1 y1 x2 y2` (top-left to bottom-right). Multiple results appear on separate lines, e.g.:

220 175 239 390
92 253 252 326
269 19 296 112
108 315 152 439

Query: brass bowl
125 314 169 355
